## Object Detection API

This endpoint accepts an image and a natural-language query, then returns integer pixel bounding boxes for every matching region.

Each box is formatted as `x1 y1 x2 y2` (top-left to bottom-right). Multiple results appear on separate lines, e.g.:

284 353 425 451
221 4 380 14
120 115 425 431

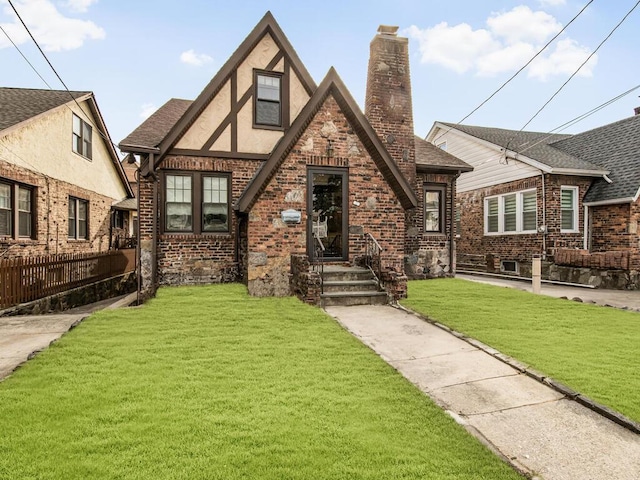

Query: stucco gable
236 67 418 213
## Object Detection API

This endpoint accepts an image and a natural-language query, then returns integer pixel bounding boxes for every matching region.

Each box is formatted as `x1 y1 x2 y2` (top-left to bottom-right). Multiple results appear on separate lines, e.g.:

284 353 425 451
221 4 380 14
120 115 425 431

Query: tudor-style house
120 12 471 304
427 111 640 288
0 88 134 258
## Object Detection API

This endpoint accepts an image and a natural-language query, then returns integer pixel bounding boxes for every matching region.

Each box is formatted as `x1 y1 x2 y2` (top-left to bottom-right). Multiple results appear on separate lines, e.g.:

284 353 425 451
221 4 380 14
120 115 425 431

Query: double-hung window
68 197 88 240
0 180 35 239
255 72 282 128
164 173 230 234
72 114 92 159
485 189 537 234
424 185 445 233
561 186 579 232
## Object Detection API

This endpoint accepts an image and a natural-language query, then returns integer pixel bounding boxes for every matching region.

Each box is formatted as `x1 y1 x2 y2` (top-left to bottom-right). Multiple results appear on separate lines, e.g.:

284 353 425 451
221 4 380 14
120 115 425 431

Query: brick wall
138 156 263 290
1 159 116 257
247 95 406 296
457 174 590 272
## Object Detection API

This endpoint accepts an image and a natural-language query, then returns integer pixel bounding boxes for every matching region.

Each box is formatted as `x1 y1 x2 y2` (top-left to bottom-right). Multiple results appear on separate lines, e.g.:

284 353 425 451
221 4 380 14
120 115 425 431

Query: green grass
0 284 522 480
402 279 640 423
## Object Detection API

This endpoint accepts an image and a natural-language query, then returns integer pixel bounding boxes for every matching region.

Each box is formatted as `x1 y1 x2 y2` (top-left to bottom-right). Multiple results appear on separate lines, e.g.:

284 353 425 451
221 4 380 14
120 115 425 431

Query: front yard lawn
402 279 640 423
0 284 522 480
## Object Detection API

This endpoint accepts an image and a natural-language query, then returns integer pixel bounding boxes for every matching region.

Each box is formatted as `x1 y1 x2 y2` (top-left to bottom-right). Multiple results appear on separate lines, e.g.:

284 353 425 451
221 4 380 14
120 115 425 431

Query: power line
0 24 54 90
509 0 640 146
516 83 640 155
431 0 594 145
6 0 122 156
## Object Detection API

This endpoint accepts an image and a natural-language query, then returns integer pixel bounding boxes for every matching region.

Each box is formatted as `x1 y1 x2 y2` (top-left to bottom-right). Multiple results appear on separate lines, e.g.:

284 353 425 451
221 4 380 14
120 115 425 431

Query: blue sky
1 0 639 155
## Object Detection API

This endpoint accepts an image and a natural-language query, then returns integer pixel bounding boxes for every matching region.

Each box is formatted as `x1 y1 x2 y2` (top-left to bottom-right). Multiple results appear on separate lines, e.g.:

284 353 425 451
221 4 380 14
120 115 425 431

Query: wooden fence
0 249 135 310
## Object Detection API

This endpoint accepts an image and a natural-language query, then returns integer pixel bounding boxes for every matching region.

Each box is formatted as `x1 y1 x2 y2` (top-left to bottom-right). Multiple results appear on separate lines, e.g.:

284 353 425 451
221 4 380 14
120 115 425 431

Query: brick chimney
365 25 416 187
634 106 640 116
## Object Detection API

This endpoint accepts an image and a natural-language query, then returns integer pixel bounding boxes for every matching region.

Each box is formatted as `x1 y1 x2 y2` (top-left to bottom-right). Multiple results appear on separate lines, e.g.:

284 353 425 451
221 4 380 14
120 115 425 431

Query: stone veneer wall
1 159 116 257
247 95 406 297
405 172 457 278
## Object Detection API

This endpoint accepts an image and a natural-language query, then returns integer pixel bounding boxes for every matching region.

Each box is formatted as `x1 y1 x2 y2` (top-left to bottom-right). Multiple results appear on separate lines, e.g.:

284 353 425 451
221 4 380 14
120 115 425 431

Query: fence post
532 255 541 295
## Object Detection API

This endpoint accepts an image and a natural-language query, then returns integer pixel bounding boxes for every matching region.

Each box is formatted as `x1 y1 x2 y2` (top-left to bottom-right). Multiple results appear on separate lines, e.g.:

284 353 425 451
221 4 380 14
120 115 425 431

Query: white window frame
560 186 579 233
484 189 537 235
436 141 447 151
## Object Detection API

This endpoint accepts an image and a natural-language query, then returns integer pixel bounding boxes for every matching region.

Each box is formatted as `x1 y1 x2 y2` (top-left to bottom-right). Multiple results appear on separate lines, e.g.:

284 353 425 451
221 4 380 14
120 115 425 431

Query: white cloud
407 5 595 81
139 103 157 120
63 0 98 13
0 0 105 51
538 0 566 7
180 49 213 67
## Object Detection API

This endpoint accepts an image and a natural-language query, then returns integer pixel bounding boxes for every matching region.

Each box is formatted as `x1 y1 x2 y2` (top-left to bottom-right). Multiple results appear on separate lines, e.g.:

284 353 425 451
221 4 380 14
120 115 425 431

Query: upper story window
72 114 92 160
424 185 446 234
68 197 89 240
254 72 282 128
561 186 579 232
0 180 35 239
485 189 537 235
164 172 230 234
436 141 447 151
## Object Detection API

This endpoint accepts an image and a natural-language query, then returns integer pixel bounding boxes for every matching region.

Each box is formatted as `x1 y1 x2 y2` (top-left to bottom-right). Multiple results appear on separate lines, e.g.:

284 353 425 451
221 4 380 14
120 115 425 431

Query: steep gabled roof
436 122 606 173
236 67 418 213
1 87 133 198
0 87 90 133
414 136 472 173
151 11 316 162
551 114 640 204
119 98 192 151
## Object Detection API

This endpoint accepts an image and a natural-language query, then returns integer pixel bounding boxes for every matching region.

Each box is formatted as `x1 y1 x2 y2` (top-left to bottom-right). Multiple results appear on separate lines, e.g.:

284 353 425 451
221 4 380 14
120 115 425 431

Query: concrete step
322 279 379 293
321 266 373 282
320 291 388 307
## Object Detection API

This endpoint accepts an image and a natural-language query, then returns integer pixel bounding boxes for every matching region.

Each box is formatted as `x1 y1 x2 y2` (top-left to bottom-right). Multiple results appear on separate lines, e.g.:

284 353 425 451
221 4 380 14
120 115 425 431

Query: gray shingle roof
551 114 640 203
440 122 605 172
119 98 192 150
0 87 90 132
414 135 472 172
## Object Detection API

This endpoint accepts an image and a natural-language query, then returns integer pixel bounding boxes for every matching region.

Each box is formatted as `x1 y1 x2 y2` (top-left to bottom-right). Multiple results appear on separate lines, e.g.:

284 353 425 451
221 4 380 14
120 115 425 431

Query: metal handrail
364 232 383 288
312 232 325 293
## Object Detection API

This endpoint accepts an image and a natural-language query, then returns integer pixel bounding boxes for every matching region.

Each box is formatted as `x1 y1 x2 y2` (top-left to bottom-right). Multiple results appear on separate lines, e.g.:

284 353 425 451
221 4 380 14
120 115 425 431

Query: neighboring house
426 111 640 287
0 88 134 257
120 13 470 303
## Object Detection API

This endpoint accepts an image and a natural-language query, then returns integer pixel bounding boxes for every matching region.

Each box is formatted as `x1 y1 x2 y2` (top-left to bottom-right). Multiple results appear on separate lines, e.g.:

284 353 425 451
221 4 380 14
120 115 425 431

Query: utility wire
509 0 640 147
0 24 54 90
6 0 123 156
431 0 594 145
516 83 640 155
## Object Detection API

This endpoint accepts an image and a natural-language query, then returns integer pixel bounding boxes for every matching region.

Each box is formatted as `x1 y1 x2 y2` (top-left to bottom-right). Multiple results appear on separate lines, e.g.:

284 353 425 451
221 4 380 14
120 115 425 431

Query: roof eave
416 163 473 174
583 197 635 207
549 168 610 177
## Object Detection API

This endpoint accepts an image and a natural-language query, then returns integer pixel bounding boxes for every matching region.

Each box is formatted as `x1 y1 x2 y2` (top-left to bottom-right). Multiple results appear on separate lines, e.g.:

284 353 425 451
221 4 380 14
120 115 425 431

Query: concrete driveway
0 293 136 381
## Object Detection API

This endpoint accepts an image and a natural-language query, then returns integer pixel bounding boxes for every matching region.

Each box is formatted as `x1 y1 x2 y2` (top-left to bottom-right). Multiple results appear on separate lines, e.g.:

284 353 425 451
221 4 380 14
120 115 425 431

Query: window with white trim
561 186 579 232
485 189 537 234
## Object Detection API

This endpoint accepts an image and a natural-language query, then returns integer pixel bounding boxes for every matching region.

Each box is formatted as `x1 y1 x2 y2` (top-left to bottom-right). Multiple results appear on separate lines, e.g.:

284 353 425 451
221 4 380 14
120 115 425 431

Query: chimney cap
378 25 399 36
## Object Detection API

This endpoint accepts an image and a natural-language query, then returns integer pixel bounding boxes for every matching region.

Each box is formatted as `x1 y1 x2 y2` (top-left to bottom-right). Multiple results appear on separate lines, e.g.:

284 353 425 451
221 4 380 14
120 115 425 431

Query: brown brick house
120 12 470 303
0 88 134 257
427 112 640 288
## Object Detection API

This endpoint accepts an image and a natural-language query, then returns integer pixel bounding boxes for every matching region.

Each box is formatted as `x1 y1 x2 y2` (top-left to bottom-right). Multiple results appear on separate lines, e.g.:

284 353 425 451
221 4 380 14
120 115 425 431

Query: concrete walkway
0 293 137 381
458 273 640 311
325 305 640 480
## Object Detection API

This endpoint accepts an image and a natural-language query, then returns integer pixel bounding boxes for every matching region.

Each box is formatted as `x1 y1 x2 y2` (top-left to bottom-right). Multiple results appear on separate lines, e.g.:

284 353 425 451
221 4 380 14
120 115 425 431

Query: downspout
449 172 461 276
540 170 547 259
583 204 589 250
135 167 141 305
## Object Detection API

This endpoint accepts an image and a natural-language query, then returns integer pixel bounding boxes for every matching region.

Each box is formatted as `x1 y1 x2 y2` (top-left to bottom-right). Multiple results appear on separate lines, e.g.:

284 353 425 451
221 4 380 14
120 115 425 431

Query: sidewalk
325 305 640 480
457 273 640 311
0 293 137 381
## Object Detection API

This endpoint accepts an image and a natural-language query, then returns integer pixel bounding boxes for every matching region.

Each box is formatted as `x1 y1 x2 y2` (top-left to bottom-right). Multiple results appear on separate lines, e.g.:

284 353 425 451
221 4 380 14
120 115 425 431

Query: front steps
320 265 388 307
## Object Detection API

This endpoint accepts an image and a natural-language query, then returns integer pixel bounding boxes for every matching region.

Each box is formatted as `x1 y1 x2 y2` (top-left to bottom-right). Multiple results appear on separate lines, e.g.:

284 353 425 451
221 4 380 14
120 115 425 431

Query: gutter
583 197 635 207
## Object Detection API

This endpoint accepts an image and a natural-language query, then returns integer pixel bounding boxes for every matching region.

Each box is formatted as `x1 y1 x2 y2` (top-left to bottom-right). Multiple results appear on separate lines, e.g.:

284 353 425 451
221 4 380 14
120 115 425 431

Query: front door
308 168 348 261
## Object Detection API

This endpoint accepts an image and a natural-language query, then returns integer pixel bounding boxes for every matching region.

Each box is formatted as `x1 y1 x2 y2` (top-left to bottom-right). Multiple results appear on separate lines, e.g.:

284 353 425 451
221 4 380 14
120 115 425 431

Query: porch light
326 139 334 158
